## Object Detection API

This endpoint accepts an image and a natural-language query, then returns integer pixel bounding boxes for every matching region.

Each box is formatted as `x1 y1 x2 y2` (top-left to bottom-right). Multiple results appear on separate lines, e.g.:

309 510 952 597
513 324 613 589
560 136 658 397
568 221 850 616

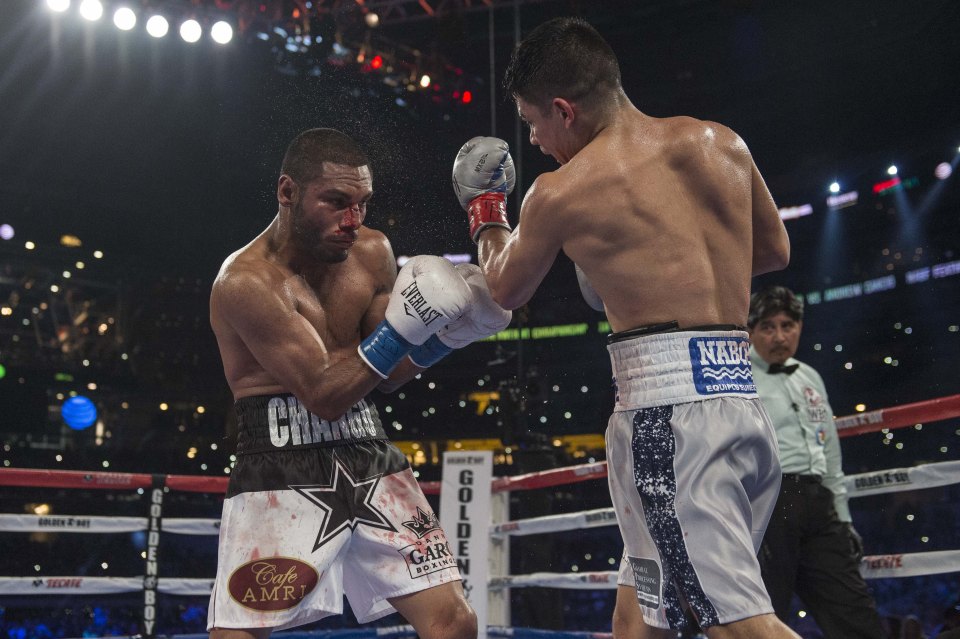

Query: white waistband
607 330 757 410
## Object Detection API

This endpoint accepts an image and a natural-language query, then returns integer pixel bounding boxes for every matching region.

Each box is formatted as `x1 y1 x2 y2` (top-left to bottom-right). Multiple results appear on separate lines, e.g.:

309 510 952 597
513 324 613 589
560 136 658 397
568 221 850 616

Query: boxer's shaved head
504 17 622 110
281 128 369 184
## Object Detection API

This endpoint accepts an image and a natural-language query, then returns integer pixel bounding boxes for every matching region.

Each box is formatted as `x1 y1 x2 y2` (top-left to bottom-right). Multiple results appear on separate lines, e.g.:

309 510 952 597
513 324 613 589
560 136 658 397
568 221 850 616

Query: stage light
113 6 136 30
180 19 202 43
365 12 380 28
0 224 13 240
211 20 232 44
462 90 473 104
829 181 840 193
420 74 431 88
935 162 952 180
78 0 103 21
887 164 898 175
778 203 813 220
371 55 383 70
46 0 70 12
62 396 97 430
146 15 169 38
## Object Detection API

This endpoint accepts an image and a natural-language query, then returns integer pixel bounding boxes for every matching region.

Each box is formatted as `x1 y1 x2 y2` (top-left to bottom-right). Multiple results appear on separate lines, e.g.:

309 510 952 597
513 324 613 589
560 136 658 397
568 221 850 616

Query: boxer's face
750 311 802 366
286 163 373 263
516 96 569 164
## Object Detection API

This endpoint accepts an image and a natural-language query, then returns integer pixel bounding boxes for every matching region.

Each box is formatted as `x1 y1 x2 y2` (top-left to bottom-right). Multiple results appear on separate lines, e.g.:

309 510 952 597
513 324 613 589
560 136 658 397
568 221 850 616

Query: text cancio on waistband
267 396 381 448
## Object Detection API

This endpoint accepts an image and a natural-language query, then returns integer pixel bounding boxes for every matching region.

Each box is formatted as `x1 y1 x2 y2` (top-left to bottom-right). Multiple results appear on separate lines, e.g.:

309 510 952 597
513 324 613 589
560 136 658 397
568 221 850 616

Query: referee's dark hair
748 286 804 328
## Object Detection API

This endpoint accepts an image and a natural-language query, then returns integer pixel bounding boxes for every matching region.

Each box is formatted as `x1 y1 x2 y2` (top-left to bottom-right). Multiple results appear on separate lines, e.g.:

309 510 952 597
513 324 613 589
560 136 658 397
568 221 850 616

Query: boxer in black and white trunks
451 18 800 639
208 128 510 638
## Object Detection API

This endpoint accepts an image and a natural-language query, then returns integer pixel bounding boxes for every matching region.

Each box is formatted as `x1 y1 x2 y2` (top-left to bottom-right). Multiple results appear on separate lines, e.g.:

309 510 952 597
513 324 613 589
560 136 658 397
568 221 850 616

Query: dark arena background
1 0 959 637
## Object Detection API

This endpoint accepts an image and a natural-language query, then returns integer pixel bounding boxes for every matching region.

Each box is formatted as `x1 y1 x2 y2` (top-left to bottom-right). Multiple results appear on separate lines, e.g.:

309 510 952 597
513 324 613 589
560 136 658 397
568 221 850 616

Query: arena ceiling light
46 0 70 12
829 181 841 193
180 19 202 43
78 0 103 21
113 6 136 31
146 14 169 38
210 20 233 44
887 164 898 175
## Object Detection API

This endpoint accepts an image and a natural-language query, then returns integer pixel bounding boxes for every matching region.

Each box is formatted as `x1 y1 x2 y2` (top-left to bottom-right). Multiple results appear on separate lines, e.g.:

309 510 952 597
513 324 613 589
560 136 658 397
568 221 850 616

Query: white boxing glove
452 136 517 242
575 263 605 312
409 263 513 367
359 255 471 377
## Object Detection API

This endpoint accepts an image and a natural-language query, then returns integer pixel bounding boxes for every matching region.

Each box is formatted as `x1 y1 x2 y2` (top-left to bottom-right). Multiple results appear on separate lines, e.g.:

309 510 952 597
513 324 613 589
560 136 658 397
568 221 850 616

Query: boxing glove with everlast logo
452 136 516 243
409 263 513 367
358 255 470 378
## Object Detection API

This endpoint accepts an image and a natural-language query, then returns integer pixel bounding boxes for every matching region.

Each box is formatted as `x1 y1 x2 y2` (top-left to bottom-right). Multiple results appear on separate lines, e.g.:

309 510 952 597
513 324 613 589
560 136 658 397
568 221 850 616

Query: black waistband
607 322 747 344
782 473 822 484
234 393 386 455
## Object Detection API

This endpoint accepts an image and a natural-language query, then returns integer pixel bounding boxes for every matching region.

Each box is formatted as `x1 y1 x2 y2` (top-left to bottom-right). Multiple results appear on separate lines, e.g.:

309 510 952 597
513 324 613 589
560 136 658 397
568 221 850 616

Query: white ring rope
5 460 956 537
490 459 960 537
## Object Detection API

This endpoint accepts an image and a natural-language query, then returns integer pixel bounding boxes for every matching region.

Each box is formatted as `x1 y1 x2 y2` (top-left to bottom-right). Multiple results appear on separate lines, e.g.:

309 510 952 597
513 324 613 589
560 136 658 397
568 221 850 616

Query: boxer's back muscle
558 114 754 332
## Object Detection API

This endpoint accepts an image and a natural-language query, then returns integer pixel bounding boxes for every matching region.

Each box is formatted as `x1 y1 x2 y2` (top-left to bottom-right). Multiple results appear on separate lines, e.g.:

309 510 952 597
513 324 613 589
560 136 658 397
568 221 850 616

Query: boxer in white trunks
208 128 510 638
451 18 800 639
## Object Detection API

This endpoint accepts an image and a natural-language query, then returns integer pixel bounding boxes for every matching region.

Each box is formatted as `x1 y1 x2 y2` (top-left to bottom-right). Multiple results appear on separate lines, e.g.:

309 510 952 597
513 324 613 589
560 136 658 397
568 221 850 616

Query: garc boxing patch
688 336 756 395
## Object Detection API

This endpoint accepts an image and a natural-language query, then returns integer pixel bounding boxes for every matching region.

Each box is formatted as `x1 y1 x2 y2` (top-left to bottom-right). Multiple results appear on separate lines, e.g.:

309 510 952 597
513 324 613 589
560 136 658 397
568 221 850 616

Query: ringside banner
440 451 492 639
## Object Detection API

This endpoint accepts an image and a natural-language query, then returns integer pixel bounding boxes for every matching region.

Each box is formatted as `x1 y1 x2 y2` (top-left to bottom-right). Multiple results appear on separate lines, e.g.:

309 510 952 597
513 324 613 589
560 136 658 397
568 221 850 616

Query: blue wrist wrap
358 320 415 378
408 334 453 368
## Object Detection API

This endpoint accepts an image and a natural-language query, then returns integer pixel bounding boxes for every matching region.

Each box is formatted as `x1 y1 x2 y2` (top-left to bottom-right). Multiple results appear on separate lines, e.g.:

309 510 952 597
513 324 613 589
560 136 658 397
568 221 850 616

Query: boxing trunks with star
207 394 460 631
605 323 781 631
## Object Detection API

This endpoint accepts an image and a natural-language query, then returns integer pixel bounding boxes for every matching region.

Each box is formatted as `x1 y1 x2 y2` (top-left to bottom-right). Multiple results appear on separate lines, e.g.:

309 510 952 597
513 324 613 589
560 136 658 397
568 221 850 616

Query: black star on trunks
290 457 396 551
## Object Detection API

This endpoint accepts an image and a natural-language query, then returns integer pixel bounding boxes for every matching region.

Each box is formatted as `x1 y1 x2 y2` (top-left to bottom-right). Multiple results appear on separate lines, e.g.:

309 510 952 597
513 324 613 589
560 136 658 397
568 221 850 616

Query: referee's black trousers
758 476 886 639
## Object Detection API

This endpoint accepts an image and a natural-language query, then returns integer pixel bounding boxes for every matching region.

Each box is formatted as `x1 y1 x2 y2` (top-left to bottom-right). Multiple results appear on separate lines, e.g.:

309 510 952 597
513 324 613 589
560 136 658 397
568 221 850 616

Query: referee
748 286 885 639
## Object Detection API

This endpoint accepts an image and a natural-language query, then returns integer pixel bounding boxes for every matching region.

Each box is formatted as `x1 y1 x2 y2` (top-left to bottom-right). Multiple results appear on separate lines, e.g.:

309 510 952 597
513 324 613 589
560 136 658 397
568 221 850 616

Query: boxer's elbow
489 283 527 310
304 391 353 422
753 235 790 276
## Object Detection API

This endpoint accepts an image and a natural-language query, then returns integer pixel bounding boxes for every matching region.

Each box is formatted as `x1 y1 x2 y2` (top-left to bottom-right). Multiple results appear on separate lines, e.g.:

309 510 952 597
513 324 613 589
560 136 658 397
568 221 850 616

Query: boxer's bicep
749 159 789 276
360 231 399 338
218 271 332 396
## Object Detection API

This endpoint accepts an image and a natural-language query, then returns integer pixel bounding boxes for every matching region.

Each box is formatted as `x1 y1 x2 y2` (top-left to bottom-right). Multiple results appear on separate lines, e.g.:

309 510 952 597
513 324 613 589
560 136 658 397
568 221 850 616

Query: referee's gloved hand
844 522 864 561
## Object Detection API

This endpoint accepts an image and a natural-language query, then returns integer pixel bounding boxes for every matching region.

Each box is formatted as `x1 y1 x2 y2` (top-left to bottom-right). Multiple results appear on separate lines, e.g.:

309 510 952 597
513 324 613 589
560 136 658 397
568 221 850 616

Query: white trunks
606 328 781 630
207 394 461 631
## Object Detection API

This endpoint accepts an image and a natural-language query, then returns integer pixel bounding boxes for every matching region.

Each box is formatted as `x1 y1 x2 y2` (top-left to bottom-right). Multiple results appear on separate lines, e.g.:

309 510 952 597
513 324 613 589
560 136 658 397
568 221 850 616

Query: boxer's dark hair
504 17 621 110
281 128 369 183
748 286 804 328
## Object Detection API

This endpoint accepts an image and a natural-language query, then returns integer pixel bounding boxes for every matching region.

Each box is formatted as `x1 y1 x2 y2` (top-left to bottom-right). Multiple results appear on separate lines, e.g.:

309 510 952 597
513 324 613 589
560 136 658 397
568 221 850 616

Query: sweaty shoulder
352 226 395 280
663 116 749 167
351 226 391 262
212 247 286 308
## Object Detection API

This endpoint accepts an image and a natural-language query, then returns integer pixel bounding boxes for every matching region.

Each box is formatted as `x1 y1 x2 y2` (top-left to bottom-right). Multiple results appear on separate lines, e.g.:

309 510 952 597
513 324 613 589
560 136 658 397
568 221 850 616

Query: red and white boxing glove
409 263 513 367
358 255 471 378
452 136 516 243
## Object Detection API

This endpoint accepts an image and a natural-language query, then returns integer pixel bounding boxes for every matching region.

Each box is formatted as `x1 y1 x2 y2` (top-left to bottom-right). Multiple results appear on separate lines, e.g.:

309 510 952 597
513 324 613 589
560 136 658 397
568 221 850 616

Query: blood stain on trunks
267 493 280 509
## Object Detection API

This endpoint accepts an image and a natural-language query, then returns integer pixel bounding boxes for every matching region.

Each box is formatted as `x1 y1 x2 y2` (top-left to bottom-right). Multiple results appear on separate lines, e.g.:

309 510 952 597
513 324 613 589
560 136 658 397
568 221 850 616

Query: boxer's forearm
302 356 390 421
377 357 427 393
477 228 530 310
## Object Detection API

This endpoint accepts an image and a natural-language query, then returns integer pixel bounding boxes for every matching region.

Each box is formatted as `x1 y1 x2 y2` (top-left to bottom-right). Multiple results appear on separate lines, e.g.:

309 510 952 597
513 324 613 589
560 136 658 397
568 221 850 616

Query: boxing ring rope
0 393 958 634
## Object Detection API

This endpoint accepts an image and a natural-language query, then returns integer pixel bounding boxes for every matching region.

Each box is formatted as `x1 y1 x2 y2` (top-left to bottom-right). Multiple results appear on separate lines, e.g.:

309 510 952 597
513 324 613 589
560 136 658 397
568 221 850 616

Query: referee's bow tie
768 362 799 375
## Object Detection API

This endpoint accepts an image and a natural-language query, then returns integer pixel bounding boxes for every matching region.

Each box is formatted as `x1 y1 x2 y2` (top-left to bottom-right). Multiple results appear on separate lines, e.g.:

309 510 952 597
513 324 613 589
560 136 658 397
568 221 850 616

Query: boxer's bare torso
211 224 393 400
480 104 788 333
